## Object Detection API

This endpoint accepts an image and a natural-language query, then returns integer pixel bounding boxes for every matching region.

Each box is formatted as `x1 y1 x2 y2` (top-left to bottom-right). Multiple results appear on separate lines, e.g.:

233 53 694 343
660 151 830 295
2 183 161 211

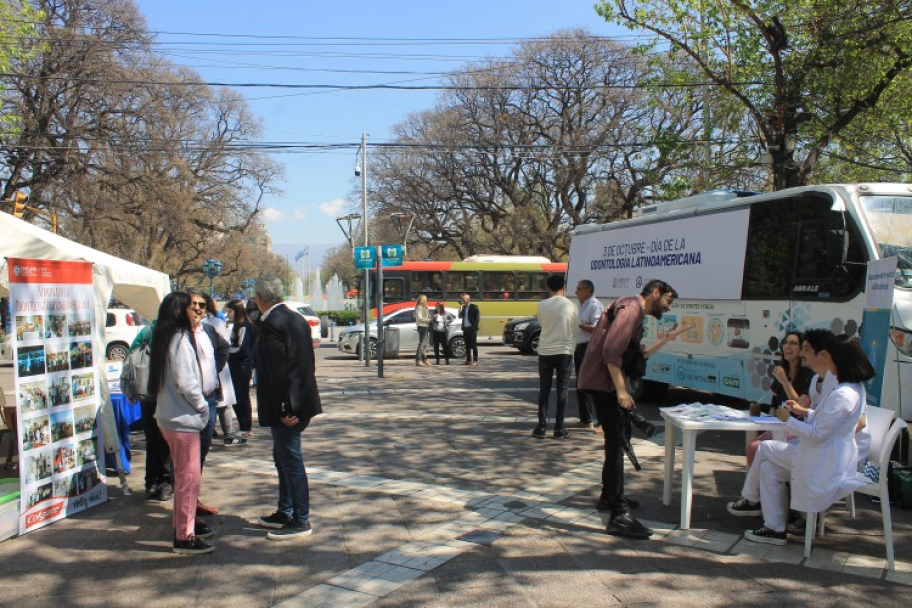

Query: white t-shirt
537 295 578 356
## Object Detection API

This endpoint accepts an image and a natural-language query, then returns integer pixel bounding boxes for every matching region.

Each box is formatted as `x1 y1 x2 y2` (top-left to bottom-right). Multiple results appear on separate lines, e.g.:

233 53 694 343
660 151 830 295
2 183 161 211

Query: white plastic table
661 404 787 530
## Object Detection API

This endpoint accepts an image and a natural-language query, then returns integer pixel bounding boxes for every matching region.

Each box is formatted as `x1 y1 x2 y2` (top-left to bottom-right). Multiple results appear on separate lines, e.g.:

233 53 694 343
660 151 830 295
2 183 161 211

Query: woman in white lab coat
727 334 874 545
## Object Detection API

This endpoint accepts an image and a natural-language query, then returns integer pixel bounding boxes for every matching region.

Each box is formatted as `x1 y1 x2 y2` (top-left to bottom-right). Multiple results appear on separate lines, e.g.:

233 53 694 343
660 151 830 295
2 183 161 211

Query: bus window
516 272 548 300
445 271 479 298
743 213 798 298
411 271 443 300
383 278 405 302
482 272 514 300
794 219 866 299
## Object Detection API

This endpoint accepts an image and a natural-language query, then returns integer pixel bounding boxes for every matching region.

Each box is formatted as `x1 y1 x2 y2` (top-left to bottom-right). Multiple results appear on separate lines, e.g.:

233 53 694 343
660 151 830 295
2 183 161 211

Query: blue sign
354 246 375 269
381 244 403 267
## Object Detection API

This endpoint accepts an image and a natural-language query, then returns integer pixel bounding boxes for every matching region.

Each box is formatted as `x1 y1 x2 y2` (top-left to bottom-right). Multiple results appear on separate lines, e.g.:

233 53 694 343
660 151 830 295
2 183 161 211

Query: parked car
337 307 465 359
502 316 540 355
282 300 322 348
105 308 146 361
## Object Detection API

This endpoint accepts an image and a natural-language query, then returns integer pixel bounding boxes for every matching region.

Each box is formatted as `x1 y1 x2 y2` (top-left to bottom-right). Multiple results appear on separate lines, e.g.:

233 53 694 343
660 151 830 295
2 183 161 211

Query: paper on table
746 415 784 424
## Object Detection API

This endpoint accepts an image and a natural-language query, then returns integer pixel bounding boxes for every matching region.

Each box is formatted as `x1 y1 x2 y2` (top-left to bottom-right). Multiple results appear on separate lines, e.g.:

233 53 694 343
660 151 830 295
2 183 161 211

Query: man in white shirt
532 275 578 440
573 279 604 429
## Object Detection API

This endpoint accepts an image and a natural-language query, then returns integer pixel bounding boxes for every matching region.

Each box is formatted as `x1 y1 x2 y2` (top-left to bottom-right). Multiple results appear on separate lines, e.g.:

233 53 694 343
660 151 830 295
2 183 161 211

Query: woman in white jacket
148 292 215 555
728 334 875 546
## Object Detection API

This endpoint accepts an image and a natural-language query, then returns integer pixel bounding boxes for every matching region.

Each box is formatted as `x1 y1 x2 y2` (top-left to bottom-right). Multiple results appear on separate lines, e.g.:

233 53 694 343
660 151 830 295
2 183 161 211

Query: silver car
337 307 465 359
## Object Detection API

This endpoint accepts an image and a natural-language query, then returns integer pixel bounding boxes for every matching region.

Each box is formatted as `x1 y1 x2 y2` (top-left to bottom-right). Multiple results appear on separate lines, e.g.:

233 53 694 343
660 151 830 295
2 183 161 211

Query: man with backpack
578 279 689 539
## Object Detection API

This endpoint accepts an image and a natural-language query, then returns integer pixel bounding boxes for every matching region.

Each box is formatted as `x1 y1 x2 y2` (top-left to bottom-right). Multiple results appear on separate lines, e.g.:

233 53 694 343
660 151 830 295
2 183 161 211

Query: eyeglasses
782 340 800 347
189 302 206 310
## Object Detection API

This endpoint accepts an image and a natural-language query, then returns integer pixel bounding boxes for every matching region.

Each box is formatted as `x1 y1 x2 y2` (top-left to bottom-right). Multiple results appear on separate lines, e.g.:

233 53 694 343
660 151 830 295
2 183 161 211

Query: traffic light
11 191 27 218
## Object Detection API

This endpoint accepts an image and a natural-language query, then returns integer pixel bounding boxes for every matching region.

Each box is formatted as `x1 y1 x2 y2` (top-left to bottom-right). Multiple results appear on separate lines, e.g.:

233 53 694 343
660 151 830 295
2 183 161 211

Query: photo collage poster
7 258 107 535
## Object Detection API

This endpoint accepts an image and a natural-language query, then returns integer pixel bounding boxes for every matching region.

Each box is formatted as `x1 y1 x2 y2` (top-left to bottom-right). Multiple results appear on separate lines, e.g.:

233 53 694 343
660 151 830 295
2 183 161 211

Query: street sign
354 246 375 269
381 244 403 267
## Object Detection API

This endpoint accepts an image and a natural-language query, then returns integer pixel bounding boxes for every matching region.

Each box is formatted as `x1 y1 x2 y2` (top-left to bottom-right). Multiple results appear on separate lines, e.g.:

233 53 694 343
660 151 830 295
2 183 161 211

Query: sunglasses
189 302 206 310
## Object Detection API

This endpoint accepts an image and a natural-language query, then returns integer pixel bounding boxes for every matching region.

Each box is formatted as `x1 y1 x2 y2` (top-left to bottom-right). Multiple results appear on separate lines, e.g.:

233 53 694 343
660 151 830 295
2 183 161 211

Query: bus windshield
860 195 912 288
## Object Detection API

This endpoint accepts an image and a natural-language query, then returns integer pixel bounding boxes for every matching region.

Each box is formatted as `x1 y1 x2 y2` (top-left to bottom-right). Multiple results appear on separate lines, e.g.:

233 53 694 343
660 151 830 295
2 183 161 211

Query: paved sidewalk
0 346 910 606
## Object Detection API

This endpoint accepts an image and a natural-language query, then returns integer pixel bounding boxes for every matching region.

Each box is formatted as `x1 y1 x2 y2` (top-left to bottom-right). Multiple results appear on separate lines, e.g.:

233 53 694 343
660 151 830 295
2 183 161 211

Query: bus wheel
627 378 668 402
449 336 466 359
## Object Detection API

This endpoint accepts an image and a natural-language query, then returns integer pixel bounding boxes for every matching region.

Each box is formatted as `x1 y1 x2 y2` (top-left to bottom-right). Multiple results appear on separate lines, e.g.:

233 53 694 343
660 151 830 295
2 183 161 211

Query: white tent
0 212 171 484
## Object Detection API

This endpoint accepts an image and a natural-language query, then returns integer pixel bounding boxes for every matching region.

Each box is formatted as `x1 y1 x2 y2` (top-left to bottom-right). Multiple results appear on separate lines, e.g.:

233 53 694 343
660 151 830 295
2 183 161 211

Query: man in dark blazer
252 275 322 540
458 292 481 365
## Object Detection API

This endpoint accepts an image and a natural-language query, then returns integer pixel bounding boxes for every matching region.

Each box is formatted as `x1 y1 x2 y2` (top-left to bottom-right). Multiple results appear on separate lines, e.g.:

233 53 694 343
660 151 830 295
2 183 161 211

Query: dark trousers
199 394 218 469
432 330 450 363
140 399 172 490
271 418 312 524
463 328 478 363
229 365 253 431
537 354 573 430
574 343 596 424
590 390 627 515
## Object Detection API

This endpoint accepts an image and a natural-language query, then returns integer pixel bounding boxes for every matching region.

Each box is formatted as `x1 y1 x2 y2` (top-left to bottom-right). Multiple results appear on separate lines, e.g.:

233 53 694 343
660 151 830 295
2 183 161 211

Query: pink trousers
161 428 201 541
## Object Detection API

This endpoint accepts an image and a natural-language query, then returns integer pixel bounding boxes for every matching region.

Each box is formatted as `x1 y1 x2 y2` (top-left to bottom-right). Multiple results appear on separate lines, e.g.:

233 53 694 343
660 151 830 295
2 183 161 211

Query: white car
337 307 465 359
104 308 146 361
283 300 322 348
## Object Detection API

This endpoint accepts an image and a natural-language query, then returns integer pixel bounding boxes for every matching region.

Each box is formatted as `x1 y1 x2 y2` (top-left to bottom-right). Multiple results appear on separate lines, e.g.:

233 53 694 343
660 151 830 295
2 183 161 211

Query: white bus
567 183 912 420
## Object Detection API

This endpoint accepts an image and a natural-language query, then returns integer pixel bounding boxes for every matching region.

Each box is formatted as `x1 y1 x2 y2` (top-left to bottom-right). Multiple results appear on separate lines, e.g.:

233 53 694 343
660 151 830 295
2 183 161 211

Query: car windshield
860 195 912 288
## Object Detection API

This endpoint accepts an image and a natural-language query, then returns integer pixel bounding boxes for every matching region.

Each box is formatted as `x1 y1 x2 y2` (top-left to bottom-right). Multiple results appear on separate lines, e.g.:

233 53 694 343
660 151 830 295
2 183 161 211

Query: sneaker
571 421 594 429
237 431 253 439
194 520 215 539
173 535 214 555
744 525 787 546
606 512 652 539
531 426 547 439
153 484 173 502
266 520 312 541
786 511 806 536
258 511 292 529
726 498 761 517
224 434 248 447
553 428 570 439
145 484 158 497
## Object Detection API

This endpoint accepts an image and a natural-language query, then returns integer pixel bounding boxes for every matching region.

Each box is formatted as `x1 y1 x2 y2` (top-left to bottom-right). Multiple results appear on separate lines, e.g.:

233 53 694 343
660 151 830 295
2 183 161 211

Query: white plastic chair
804 406 906 570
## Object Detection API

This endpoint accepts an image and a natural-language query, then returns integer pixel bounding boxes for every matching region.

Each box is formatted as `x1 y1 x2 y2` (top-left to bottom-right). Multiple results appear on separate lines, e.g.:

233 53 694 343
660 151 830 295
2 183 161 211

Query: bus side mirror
826 230 848 267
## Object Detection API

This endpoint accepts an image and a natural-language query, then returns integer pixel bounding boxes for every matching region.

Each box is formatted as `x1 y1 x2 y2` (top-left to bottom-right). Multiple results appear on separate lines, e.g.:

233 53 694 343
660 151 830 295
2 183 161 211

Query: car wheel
106 342 129 362
529 332 541 355
449 336 466 359
357 338 379 359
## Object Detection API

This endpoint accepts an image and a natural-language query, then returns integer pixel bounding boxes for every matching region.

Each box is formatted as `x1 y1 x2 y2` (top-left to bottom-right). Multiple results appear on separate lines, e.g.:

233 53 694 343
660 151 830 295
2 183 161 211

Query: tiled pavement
0 345 910 606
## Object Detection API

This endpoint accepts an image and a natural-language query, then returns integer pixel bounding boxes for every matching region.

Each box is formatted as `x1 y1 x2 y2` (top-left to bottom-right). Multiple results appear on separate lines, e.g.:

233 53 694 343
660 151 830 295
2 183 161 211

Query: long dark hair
148 292 194 395
226 298 253 344
823 334 876 384
778 330 804 378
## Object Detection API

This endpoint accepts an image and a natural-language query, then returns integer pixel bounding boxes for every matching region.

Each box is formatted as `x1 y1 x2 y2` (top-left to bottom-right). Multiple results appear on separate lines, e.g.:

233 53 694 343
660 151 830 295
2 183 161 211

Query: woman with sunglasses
746 331 813 465
148 292 215 555
729 334 874 546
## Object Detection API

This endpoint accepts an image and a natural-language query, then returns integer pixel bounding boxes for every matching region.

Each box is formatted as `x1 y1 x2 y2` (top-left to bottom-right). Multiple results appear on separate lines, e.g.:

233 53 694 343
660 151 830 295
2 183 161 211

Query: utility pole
360 133 371 367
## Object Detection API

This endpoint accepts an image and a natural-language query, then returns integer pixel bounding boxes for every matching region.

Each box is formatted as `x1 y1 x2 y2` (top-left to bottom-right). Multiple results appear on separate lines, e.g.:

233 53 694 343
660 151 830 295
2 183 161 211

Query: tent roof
0 212 170 319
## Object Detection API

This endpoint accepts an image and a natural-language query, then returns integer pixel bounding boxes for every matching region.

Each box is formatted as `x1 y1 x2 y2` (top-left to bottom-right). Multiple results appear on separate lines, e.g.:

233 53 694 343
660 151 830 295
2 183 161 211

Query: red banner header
6 258 93 285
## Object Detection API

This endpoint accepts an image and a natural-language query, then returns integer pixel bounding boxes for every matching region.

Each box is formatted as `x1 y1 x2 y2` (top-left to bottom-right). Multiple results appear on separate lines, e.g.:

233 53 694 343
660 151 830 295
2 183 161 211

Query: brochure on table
8 258 107 536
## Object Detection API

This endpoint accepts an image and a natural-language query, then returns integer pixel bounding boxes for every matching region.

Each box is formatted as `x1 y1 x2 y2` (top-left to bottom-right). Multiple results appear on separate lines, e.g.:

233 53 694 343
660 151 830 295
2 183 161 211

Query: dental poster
8 258 106 536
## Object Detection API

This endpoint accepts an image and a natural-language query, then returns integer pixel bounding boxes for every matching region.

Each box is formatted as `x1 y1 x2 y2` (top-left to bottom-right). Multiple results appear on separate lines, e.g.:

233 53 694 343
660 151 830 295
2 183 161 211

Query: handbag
606 302 647 379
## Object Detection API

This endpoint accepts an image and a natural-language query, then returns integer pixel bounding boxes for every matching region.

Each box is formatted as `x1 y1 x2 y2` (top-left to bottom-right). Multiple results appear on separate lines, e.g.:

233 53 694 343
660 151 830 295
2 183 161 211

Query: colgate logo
25 500 65 528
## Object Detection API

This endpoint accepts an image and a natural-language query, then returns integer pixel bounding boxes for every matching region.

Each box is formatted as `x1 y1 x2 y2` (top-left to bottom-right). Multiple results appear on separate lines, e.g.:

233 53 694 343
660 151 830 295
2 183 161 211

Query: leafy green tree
0 1 42 135
597 0 912 189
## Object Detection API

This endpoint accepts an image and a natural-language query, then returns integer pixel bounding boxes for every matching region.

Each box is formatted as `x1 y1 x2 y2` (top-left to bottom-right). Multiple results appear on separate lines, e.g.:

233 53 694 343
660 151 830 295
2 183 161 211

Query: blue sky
134 1 628 264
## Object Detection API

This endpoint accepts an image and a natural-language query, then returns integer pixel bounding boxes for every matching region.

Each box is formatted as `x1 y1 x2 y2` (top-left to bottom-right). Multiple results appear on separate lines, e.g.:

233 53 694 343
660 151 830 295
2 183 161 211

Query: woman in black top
225 299 256 438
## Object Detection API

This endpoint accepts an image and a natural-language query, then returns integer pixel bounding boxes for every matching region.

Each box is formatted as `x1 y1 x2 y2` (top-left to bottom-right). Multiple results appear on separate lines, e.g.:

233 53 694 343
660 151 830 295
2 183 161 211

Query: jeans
229 365 253 431
537 354 573 430
590 390 627 515
199 394 218 469
271 420 312 524
140 399 172 490
573 343 596 424
463 328 478 363
432 330 450 363
416 326 429 362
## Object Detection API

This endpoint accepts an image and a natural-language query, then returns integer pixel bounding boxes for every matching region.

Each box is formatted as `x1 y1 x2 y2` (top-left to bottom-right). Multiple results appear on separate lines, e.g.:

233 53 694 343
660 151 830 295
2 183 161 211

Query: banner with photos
8 258 107 535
